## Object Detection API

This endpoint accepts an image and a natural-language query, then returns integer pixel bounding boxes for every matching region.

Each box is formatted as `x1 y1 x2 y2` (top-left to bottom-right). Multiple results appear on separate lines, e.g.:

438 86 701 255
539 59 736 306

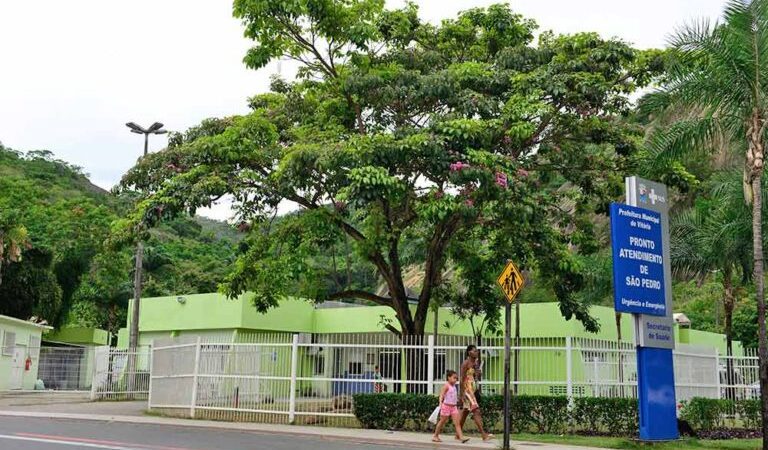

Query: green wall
0 315 48 390
121 293 740 353
45 327 110 346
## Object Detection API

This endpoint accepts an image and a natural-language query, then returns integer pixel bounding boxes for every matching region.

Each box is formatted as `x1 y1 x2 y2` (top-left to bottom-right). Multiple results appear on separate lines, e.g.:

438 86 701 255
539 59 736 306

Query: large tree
642 1 768 442
115 2 661 339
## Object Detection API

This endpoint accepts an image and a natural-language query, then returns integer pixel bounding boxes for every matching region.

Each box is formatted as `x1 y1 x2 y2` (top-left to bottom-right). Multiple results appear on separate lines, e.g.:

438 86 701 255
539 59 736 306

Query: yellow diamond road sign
497 261 524 303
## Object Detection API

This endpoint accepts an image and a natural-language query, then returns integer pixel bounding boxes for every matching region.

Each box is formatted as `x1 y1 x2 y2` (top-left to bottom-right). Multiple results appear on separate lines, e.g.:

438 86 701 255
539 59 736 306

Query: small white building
0 314 50 390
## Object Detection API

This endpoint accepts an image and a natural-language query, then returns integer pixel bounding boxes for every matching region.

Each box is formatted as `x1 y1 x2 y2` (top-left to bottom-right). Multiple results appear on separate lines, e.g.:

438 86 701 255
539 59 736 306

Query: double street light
125 122 167 354
126 121 167 156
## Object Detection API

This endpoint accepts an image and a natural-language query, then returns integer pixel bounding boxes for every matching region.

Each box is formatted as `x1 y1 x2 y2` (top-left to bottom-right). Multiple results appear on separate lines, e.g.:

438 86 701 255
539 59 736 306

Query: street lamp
126 122 167 156
125 122 167 353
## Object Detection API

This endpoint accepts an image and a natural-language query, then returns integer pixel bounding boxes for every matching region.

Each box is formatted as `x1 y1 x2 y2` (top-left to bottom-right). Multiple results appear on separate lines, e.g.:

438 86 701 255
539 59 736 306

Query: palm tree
643 1 768 442
671 172 757 398
0 214 29 287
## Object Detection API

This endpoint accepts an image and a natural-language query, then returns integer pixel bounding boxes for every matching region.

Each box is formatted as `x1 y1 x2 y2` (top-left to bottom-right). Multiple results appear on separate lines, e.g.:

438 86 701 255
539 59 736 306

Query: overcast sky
0 1 725 220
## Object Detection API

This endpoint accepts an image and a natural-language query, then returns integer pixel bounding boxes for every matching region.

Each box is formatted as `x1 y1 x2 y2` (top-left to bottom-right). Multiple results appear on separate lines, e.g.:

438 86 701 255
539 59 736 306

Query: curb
0 410 501 450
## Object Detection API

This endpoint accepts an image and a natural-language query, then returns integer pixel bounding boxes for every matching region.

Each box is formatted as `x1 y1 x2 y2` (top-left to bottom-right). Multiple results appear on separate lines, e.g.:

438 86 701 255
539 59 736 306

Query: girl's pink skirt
440 403 458 417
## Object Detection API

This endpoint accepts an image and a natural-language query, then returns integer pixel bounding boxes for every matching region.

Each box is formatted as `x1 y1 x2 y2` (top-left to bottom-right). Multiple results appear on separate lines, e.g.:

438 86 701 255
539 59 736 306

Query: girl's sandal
461 438 470 443
483 434 495 441
432 437 442 443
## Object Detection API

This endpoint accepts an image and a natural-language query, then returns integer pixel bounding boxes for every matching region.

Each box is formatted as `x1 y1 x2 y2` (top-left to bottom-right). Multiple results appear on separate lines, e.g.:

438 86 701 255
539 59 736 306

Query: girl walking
432 370 470 443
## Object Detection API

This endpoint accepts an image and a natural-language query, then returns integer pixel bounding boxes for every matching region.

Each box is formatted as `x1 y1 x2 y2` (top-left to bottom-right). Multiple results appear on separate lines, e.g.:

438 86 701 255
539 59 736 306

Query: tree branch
327 290 392 306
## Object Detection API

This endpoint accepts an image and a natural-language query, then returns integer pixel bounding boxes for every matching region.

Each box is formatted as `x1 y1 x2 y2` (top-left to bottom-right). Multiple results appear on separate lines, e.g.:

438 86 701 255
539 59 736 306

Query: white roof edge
0 314 53 330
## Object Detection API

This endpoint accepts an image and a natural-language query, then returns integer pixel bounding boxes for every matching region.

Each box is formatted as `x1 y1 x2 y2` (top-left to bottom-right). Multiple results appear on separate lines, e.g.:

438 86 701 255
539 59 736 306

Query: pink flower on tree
464 198 474 207
450 161 470 171
495 172 508 188
516 168 529 178
434 190 444 199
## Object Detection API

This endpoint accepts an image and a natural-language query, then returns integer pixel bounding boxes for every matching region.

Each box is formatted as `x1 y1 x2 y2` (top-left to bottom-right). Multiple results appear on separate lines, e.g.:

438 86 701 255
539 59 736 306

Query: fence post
289 334 299 424
190 337 202 419
715 349 721 400
427 335 435 395
90 346 101 401
566 336 573 406
147 344 155 408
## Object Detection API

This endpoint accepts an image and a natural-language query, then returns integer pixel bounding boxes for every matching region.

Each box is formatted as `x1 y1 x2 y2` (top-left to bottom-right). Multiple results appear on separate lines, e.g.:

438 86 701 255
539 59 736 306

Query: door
9 346 24 389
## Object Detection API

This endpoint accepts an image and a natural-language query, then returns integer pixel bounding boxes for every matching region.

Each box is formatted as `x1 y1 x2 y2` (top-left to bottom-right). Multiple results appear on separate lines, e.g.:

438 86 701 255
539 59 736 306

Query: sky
0 0 726 220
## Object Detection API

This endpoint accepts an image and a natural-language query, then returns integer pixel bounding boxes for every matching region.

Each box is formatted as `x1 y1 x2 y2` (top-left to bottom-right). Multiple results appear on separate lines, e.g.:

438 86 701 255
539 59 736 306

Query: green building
119 293 737 352
0 314 50 390
118 293 739 400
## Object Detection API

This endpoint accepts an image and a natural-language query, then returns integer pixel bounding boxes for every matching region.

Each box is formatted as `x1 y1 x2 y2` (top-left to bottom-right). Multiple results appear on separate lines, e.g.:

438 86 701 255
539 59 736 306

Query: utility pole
125 122 166 351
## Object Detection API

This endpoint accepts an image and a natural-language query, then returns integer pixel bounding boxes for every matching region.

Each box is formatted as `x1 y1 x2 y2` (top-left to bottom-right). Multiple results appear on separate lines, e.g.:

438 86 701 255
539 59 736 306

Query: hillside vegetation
0 144 241 334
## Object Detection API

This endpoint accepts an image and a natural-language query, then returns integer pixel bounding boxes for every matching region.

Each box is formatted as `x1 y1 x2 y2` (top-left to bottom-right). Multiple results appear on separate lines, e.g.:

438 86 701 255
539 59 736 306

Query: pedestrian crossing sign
497 261 524 303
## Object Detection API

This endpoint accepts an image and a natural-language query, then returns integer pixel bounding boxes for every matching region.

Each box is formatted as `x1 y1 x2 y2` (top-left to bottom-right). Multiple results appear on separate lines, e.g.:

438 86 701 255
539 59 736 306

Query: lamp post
125 122 166 352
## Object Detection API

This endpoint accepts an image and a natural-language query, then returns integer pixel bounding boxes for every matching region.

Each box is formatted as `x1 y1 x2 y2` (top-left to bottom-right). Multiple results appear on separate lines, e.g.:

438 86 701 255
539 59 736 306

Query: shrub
353 393 437 431
354 393 635 436
737 399 761 430
680 398 733 430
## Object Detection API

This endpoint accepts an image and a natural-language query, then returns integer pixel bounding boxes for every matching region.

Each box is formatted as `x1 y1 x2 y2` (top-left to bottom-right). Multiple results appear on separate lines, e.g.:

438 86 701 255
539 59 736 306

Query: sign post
497 261 525 450
611 176 678 441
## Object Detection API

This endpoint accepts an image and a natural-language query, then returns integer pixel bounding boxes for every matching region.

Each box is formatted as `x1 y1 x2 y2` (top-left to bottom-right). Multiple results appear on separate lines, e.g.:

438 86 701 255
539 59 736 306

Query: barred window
2 331 16 356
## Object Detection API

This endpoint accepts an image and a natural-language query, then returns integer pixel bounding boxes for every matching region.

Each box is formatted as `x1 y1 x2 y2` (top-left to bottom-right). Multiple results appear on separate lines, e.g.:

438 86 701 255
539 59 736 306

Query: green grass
512 433 761 450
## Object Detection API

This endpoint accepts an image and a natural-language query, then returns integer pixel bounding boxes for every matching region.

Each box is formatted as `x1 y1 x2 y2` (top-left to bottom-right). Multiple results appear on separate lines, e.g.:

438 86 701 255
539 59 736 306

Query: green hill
0 144 240 334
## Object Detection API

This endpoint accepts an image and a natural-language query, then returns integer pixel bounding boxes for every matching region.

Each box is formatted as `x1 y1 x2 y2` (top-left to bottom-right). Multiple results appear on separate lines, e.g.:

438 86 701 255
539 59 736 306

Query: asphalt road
0 417 413 450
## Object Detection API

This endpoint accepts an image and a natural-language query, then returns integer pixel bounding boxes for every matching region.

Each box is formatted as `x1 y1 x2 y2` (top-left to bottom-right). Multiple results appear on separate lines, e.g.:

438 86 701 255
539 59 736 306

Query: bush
354 394 761 436
354 393 637 436
737 399 761 430
680 398 733 431
353 393 437 431
572 397 637 436
513 396 570 433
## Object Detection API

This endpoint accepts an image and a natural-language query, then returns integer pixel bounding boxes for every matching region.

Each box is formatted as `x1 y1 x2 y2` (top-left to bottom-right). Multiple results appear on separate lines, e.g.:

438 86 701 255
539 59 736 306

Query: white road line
0 434 140 449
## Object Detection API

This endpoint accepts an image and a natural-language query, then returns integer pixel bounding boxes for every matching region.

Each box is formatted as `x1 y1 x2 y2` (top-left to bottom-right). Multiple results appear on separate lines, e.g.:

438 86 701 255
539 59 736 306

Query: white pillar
288 334 300 424
147 343 155 408
566 336 573 406
190 337 202 419
715 349 721 399
427 335 435 394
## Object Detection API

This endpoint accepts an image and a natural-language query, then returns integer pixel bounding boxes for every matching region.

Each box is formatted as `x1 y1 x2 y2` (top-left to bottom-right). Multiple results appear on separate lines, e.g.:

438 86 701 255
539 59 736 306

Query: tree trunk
753 174 768 450
724 269 736 401
746 120 767 448
476 333 483 396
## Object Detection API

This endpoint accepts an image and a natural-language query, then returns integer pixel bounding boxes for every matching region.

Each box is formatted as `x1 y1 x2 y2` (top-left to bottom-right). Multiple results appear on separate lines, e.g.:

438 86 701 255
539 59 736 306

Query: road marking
14 433 192 450
0 433 139 449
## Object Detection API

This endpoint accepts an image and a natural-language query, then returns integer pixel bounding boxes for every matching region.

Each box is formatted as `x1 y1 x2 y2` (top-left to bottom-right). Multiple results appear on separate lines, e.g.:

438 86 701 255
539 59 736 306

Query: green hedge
353 393 638 436
572 397 638 436
353 394 762 435
354 393 437 431
680 398 762 431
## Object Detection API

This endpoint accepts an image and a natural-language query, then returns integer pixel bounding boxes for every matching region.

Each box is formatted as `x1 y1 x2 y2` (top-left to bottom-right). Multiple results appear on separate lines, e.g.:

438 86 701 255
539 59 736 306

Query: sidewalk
0 397 610 450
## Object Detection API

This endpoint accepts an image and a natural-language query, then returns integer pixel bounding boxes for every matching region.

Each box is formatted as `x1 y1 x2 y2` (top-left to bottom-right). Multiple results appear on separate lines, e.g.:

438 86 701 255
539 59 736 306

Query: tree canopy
116 2 663 338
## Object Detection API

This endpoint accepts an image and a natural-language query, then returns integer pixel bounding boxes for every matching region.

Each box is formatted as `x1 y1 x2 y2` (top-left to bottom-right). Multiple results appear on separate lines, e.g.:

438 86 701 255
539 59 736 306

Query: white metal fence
146 333 759 427
91 346 152 400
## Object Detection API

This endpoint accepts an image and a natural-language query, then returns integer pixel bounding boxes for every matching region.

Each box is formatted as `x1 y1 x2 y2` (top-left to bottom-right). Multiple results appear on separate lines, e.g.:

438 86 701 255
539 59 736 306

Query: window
348 361 363 375
28 336 41 360
2 331 16 356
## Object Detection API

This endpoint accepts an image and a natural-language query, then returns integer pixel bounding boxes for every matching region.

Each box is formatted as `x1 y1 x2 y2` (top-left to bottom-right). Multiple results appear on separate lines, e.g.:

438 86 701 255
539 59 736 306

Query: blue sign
637 347 679 440
610 203 667 317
